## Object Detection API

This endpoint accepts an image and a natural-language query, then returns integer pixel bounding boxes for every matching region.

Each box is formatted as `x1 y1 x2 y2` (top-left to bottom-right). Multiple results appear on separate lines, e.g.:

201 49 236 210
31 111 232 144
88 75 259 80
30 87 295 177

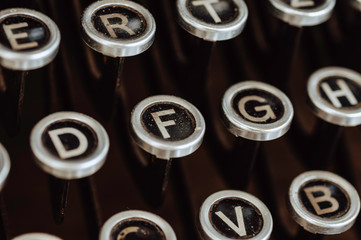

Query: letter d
48 127 88 159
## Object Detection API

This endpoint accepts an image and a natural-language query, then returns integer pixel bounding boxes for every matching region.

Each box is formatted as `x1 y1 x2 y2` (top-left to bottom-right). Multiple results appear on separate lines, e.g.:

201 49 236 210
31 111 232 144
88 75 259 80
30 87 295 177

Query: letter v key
215 206 247 237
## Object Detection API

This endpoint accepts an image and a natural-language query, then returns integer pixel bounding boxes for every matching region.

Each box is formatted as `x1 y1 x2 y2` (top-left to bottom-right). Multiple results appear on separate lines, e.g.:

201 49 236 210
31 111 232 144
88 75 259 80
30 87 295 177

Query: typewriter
0 0 361 239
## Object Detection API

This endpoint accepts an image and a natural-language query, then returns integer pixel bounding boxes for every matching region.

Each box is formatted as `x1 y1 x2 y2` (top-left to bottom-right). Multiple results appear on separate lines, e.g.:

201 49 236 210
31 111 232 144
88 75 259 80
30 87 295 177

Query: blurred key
12 233 62 240
99 210 177 240
268 0 335 27
266 0 336 89
130 95 205 206
288 170 360 238
0 8 60 134
81 0 156 119
177 0 248 41
198 190 273 240
30 112 109 224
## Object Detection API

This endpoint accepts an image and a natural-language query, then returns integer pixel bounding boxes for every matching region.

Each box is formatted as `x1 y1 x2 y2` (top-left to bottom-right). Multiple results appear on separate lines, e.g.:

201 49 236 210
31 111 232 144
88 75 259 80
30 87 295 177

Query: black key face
232 89 284 124
318 77 361 108
92 6 147 40
111 218 166 240
141 103 196 141
209 198 263 239
282 0 326 9
186 0 239 24
299 180 350 219
0 15 50 51
42 120 98 160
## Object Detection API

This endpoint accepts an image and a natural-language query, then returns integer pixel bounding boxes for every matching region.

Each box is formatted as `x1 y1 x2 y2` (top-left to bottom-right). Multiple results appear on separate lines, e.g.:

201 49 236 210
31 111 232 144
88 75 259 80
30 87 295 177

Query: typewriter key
100 210 176 240
267 0 336 27
0 8 60 134
177 0 248 41
304 67 361 168
30 112 109 223
12 233 62 240
288 171 360 236
81 0 156 118
176 0 248 110
198 190 273 240
220 81 293 188
130 95 205 205
308 66 361 126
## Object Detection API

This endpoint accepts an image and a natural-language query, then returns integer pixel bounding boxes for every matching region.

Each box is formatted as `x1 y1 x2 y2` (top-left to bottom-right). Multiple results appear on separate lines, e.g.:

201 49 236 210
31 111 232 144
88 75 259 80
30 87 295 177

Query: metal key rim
177 0 248 41
267 0 336 27
0 143 10 192
12 233 63 240
307 66 361 126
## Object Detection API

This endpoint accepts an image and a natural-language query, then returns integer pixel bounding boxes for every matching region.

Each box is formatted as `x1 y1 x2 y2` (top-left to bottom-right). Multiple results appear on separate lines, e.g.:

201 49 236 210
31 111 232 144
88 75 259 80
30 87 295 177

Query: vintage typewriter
0 0 361 239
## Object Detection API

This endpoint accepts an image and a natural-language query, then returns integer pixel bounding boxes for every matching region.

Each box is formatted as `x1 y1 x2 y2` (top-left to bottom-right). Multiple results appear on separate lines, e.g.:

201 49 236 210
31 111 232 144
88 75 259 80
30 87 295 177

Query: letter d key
30 112 109 224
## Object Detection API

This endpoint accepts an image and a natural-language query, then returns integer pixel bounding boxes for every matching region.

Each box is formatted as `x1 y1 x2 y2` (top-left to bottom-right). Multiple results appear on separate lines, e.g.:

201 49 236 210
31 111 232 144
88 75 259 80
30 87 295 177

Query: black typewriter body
0 0 361 239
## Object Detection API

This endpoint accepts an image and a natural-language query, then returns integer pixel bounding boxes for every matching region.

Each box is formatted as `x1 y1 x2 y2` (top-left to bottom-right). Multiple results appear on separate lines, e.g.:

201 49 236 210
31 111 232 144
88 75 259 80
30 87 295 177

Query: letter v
215 206 246 237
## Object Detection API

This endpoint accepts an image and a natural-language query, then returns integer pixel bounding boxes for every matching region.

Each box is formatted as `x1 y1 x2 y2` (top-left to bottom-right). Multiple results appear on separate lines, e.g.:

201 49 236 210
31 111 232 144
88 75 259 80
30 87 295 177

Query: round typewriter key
288 170 360 235
31 112 109 179
222 81 293 141
99 210 177 240
267 0 336 27
81 0 155 58
198 190 273 240
0 8 60 70
308 66 361 126
0 143 10 192
177 0 248 41
131 95 205 160
12 233 63 240
30 111 109 223
130 95 205 206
